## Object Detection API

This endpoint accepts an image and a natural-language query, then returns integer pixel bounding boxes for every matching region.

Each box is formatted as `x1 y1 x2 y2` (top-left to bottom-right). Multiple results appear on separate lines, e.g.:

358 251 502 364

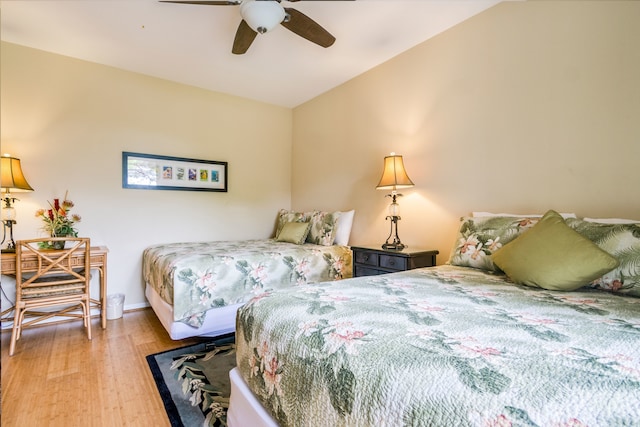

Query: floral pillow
306 211 341 246
447 215 539 272
566 218 640 297
275 209 312 238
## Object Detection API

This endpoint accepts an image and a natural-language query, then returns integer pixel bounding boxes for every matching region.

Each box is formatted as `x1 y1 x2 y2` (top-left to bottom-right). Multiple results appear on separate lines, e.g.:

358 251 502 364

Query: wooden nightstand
351 246 439 277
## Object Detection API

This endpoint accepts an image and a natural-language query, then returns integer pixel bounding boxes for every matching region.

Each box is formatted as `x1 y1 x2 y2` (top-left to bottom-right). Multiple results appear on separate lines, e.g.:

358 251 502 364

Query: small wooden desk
1 246 109 329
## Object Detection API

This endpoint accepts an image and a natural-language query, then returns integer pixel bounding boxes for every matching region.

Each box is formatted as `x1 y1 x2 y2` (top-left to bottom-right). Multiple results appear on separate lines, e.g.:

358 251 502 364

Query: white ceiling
0 0 505 108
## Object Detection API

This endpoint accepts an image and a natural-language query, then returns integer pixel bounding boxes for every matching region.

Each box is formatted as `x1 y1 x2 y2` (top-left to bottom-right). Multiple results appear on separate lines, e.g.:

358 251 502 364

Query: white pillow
583 217 639 224
472 212 577 219
333 210 355 246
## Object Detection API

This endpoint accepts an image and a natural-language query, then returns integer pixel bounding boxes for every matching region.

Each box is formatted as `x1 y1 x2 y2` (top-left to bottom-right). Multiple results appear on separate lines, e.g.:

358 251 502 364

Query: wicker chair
9 237 92 356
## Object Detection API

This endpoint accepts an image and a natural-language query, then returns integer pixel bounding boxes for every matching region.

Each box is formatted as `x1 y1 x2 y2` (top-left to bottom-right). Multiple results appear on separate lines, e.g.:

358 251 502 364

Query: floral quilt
142 239 352 327
235 265 640 427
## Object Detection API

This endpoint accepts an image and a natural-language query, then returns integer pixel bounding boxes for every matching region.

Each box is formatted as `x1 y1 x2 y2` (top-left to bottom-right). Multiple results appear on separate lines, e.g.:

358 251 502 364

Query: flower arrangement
35 192 82 239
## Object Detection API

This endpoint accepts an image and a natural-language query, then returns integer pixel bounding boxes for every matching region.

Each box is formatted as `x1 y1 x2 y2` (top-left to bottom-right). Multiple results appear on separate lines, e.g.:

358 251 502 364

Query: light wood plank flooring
1 308 203 426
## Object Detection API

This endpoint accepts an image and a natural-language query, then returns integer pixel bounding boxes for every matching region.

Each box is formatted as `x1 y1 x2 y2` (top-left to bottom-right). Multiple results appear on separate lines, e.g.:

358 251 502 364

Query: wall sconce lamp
1 154 34 252
376 152 414 250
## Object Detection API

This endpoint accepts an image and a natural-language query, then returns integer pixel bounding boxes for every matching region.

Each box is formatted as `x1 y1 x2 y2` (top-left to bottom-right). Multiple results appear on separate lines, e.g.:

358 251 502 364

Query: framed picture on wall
122 151 227 192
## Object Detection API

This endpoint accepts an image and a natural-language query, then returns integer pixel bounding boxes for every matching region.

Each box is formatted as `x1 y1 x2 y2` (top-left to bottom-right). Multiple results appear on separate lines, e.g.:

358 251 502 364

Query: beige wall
292 1 640 262
1 42 292 309
2 1 639 315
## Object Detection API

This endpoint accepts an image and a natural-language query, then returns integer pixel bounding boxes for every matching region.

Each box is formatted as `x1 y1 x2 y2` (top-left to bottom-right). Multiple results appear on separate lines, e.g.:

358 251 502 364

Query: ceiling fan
160 0 354 55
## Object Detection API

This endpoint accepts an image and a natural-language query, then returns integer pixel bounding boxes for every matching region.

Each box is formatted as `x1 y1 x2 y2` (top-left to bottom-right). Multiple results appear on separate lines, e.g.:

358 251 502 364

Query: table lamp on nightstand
1 154 34 252
376 152 414 250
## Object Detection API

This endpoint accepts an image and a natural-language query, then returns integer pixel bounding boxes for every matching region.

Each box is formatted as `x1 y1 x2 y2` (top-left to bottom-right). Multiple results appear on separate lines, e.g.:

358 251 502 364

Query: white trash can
106 293 125 320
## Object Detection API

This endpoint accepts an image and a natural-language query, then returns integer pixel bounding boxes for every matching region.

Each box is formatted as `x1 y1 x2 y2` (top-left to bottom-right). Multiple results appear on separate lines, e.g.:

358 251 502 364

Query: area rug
146 333 236 427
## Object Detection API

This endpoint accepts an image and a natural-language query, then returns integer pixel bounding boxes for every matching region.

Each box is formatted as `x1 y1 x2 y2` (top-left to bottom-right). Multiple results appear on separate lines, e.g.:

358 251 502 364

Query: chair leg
9 308 23 356
84 300 92 341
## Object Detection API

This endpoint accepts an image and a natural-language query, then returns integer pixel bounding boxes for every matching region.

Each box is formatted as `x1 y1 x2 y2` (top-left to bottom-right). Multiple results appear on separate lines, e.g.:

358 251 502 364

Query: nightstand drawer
379 254 407 271
351 246 439 278
354 251 378 267
354 265 381 277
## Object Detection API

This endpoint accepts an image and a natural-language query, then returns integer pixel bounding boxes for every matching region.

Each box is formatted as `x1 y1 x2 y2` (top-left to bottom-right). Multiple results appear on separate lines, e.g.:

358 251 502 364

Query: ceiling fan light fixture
240 0 286 34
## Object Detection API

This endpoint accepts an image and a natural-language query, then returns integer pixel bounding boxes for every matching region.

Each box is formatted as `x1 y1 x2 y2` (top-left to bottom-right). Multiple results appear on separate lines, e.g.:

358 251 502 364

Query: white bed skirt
228 367 280 427
145 284 241 340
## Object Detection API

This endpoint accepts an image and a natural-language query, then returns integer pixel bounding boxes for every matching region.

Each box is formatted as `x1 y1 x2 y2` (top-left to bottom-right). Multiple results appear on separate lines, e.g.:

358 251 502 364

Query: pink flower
410 301 444 313
324 321 366 355
486 237 502 251
469 243 485 260
295 259 310 275
250 263 268 283
518 315 557 325
610 279 624 290
246 291 271 307
486 414 512 427
296 320 319 337
321 293 350 302
518 219 536 228
249 356 259 377
194 270 215 293
458 236 480 254
262 356 282 396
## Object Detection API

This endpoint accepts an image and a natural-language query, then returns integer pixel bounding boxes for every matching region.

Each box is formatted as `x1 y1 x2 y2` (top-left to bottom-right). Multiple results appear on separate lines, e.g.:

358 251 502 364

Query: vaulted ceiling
1 0 507 107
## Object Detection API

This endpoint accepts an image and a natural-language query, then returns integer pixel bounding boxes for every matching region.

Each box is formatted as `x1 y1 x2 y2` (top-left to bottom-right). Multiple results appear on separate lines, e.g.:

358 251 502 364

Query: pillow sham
307 211 341 246
566 218 640 296
448 215 540 272
276 221 312 245
275 209 312 238
491 210 619 291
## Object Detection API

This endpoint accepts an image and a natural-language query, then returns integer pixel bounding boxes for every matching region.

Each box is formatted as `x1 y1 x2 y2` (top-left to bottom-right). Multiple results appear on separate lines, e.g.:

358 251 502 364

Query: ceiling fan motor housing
240 0 286 34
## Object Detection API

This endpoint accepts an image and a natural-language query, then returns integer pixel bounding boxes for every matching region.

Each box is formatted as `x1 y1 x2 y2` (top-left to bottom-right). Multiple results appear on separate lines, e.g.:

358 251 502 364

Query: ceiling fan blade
159 1 241 5
232 20 258 54
281 7 335 48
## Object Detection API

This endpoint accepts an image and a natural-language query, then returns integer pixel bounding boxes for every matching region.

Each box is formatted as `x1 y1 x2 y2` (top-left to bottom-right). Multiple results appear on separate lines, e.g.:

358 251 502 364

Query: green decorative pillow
447 215 540 272
491 210 619 291
566 218 640 297
275 209 312 238
306 211 341 246
276 222 312 245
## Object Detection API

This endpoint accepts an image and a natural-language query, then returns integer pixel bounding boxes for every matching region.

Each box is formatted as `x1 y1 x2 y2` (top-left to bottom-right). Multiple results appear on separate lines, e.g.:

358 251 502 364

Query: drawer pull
388 260 395 265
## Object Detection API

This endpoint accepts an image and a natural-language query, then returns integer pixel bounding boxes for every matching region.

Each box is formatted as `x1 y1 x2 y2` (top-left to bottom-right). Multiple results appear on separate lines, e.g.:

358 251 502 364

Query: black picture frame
122 151 227 192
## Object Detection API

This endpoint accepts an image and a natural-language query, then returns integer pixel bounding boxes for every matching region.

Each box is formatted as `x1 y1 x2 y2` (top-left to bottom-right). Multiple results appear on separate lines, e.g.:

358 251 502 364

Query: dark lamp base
382 215 405 251
382 242 405 251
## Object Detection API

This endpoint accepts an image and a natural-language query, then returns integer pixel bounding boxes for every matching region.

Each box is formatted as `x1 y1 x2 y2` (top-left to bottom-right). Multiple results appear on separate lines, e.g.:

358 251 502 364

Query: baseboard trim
0 302 152 331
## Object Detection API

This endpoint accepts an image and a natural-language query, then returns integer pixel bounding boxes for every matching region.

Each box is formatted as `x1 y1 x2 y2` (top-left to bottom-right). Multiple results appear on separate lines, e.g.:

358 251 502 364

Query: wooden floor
1 308 202 426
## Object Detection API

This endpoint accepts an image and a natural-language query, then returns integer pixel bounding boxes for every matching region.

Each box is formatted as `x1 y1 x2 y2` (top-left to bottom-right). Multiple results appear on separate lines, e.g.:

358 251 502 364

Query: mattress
234 265 640 426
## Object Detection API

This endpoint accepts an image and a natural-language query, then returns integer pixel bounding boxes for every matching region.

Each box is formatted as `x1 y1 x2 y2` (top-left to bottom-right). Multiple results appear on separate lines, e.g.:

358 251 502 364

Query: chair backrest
15 237 91 301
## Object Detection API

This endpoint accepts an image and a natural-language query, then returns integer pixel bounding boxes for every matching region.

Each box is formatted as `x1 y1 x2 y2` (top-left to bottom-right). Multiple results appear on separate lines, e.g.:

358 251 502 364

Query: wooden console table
1 246 109 329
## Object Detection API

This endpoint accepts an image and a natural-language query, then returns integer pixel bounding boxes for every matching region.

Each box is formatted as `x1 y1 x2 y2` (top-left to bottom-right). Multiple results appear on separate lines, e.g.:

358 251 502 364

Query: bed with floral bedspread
233 212 640 426
143 239 352 328
235 264 640 426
